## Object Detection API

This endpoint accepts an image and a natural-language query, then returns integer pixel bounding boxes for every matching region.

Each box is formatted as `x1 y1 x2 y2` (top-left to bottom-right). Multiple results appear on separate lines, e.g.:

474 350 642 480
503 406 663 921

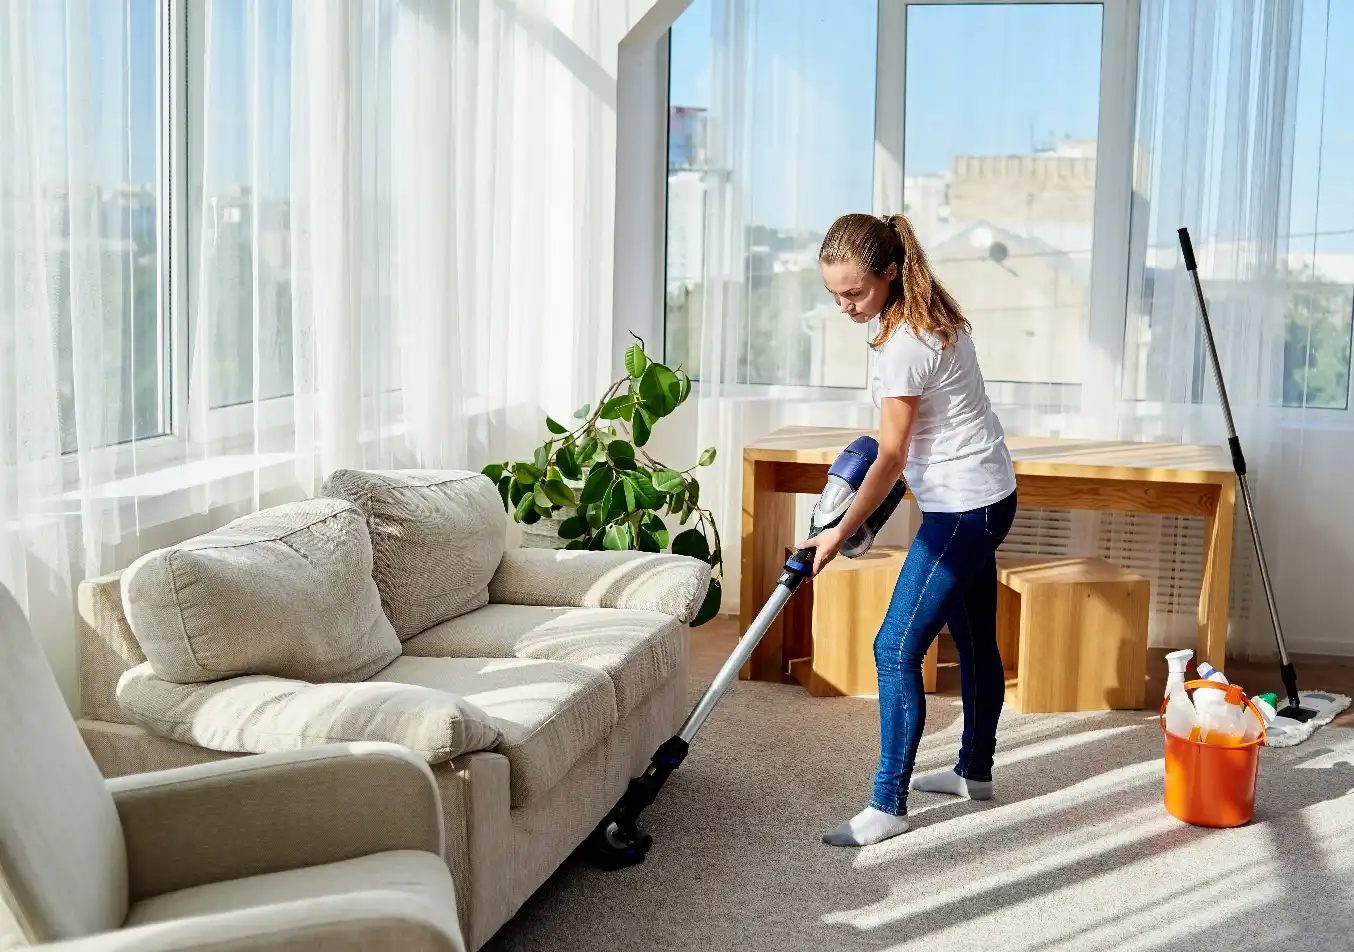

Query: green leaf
624 469 660 509
602 482 628 522
599 396 633 421
515 463 542 484
588 531 607 550
638 365 666 415
620 477 638 512
573 403 592 420
698 446 717 467
632 409 652 447
641 512 669 550
652 468 684 494
678 504 693 526
509 480 529 506
555 446 582 481
564 539 588 550
513 491 536 522
672 528 710 562
521 507 542 526
691 579 722 627
542 478 576 508
558 515 588 540
482 463 505 483
533 445 549 471
686 478 701 506
497 474 511 509
535 503 554 518
579 465 613 505
533 486 553 510
637 527 662 553
607 440 636 466
651 365 681 415
594 427 614 445
675 369 692 404
546 416 568 435
603 523 635 551
624 343 648 379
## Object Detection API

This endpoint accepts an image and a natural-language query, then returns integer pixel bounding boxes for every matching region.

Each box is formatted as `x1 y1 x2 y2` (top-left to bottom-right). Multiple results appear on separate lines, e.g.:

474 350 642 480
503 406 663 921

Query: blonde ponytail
819 212 971 350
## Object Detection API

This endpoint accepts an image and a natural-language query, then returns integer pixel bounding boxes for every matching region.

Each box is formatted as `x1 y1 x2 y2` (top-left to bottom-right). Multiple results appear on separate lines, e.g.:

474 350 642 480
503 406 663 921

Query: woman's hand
795 526 846 577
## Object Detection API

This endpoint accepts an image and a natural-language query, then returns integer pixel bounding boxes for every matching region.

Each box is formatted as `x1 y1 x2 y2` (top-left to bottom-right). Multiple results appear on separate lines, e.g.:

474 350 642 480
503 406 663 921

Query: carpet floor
485 677 1354 952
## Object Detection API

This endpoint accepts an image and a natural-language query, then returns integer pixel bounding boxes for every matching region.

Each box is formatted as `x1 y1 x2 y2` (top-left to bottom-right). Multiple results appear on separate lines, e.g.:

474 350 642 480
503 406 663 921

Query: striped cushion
320 470 506 640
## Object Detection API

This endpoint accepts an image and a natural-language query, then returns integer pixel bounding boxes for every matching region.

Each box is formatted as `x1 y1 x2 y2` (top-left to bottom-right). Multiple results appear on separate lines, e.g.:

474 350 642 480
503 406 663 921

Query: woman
800 213 1019 847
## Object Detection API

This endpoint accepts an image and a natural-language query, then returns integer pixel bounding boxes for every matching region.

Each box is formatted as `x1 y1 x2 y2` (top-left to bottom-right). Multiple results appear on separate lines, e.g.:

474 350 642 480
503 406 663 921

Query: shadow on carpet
485 680 1354 952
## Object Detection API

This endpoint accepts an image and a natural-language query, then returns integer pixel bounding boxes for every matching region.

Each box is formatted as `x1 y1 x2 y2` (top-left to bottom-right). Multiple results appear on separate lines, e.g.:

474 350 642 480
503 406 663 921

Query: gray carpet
486 679 1354 952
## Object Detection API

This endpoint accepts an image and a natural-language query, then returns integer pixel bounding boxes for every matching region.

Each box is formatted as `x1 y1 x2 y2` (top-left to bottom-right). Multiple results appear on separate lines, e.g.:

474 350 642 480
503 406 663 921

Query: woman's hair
819 212 970 350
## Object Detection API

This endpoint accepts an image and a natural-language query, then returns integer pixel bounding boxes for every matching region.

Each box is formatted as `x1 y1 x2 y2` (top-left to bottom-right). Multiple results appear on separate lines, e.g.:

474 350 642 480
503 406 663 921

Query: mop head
1263 691 1351 748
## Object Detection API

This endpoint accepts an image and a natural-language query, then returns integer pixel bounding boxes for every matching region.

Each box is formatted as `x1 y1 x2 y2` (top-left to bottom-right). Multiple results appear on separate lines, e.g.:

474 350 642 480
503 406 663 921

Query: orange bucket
1159 679 1265 828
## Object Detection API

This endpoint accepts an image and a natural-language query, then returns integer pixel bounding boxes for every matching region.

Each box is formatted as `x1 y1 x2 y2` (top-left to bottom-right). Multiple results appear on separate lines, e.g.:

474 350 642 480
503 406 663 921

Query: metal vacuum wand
1177 227 1313 722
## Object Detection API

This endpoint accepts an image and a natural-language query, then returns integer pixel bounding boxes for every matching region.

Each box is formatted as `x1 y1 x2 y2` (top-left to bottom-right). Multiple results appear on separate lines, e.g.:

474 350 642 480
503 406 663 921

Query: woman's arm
796 395 918 576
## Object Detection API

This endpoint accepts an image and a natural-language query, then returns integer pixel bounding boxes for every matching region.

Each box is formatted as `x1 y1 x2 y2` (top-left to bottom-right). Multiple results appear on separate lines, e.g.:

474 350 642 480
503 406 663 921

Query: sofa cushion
375 656 617 807
320 470 506 640
121 499 400 684
116 664 502 763
404 604 685 720
488 549 711 623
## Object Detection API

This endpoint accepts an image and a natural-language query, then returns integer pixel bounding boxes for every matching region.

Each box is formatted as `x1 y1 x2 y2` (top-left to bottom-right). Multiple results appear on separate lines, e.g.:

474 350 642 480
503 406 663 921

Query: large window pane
198 0 294 409
903 3 1103 412
1284 0 1354 410
664 0 877 388
35 0 169 452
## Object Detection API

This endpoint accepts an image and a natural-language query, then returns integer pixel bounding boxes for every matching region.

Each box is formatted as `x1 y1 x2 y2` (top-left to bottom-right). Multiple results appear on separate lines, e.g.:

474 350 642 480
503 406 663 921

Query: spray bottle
1163 649 1200 741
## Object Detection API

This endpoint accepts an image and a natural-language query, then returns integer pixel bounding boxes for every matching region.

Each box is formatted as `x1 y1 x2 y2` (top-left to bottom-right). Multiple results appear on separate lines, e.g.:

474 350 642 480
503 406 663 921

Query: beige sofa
73 470 711 951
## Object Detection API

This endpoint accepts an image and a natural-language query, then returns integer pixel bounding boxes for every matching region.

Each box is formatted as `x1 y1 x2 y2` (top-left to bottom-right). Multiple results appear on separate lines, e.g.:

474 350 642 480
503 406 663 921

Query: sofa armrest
488 549 712 623
34 891 464 952
108 743 444 901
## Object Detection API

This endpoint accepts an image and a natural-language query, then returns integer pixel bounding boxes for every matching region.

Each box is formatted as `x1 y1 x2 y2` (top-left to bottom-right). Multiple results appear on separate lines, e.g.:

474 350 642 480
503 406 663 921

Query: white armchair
0 585 465 952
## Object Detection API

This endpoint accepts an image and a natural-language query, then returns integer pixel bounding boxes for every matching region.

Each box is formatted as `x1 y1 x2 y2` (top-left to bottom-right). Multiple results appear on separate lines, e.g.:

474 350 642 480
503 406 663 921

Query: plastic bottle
1242 692 1277 743
1193 660 1230 721
1163 649 1200 741
1200 683 1248 746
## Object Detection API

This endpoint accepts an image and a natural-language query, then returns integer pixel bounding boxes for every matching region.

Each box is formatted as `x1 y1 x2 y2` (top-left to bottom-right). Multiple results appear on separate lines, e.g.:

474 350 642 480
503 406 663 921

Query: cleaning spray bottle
1242 692 1278 743
1163 649 1200 741
1193 660 1229 721
1200 684 1248 746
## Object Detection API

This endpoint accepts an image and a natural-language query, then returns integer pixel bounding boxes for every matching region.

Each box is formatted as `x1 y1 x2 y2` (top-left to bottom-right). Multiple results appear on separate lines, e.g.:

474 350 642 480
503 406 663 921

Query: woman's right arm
827 395 916 546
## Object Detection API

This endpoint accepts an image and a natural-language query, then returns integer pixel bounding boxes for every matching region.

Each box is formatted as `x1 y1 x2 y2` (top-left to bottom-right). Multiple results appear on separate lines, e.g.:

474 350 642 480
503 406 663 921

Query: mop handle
1177 227 1295 676
1178 228 1245 476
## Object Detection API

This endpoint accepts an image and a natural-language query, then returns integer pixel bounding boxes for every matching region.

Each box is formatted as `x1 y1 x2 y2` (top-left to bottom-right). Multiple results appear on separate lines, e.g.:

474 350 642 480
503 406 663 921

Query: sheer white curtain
1103 0 1308 657
2 0 614 699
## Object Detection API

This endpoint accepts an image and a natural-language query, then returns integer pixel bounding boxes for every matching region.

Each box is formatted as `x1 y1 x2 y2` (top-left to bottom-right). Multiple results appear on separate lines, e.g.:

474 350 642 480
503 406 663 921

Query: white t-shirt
871 327 1017 513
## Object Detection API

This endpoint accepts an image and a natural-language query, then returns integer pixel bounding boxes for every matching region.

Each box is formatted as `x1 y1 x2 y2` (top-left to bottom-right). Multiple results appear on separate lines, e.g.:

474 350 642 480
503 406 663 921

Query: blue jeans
870 490 1018 816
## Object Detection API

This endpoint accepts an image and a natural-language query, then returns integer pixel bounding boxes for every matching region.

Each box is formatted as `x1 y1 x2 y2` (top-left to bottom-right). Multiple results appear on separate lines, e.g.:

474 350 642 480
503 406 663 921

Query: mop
1179 228 1349 747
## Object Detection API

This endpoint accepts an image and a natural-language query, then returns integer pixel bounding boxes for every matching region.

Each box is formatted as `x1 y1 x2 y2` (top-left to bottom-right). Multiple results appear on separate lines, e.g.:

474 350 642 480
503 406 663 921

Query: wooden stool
997 555 1150 713
782 547 938 697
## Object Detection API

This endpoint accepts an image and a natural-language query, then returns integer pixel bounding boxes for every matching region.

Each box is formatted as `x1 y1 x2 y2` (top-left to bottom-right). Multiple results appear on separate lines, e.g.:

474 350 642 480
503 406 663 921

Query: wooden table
740 426 1237 682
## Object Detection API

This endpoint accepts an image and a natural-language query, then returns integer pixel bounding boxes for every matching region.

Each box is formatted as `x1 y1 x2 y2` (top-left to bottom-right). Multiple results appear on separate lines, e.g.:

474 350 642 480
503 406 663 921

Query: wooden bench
782 547 938 697
997 555 1150 713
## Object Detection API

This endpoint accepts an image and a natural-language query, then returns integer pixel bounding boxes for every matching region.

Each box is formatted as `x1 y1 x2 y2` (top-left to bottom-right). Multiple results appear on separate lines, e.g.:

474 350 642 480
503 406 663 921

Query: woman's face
821 259 896 324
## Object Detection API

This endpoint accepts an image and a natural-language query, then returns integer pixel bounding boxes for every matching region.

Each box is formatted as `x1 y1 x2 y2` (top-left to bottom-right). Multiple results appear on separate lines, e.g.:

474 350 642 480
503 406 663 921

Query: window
30 0 171 453
900 2 1104 412
1283 0 1354 410
192 0 295 410
663 0 878 388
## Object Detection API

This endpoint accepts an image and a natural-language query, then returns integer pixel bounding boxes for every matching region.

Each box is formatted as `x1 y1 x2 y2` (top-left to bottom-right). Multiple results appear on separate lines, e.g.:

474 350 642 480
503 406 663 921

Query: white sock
822 807 910 847
910 768 993 800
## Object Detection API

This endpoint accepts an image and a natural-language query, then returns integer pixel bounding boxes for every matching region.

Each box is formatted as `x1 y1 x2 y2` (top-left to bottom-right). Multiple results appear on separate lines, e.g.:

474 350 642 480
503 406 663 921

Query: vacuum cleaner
1179 227 1346 735
582 435 907 869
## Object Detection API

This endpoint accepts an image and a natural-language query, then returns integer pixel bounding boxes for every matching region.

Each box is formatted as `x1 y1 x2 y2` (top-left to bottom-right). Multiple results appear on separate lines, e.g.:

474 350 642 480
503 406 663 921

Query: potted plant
481 339 722 626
